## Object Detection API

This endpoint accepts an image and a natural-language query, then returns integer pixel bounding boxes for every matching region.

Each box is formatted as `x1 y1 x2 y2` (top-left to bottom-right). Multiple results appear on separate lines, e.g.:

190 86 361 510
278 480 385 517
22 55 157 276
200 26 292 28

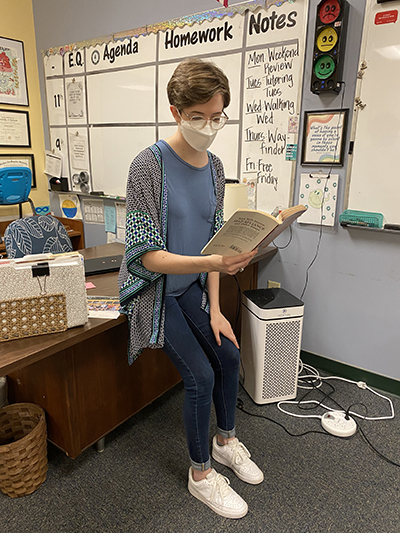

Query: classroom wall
0 0 49 218
259 0 400 382
31 0 400 382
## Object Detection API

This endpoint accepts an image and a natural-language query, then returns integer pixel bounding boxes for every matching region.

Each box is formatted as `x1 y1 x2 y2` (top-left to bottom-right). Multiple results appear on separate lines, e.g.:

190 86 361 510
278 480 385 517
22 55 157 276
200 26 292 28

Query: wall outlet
267 280 281 288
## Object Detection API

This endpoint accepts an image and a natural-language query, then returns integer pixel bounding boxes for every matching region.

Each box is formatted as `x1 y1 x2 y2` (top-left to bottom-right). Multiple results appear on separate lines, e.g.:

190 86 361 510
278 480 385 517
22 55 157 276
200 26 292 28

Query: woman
119 58 263 519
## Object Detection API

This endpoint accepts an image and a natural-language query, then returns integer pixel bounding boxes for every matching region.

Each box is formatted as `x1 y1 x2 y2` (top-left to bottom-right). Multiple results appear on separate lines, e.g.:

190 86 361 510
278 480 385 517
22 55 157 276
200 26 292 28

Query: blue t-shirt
157 140 216 297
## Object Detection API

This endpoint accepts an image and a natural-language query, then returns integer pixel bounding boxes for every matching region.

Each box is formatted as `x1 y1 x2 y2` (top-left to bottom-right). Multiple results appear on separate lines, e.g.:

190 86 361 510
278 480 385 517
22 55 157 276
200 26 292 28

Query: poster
298 173 338 226
0 37 28 106
82 199 105 224
59 193 82 219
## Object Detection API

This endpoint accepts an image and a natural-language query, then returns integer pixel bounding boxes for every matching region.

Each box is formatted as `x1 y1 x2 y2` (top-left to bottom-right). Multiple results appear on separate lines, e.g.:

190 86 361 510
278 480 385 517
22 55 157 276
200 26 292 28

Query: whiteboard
90 126 156 197
87 67 156 124
347 0 400 223
43 0 308 211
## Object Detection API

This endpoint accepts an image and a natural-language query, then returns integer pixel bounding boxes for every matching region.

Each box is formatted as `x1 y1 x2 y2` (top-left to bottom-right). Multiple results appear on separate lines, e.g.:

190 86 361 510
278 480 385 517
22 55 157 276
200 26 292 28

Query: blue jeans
163 280 240 471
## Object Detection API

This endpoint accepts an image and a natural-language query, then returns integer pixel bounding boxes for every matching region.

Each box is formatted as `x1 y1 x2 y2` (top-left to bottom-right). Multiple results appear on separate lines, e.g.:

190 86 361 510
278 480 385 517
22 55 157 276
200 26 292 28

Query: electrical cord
272 225 293 249
356 422 400 468
236 393 353 439
238 392 400 468
300 219 324 300
300 81 347 300
280 370 395 422
237 360 400 468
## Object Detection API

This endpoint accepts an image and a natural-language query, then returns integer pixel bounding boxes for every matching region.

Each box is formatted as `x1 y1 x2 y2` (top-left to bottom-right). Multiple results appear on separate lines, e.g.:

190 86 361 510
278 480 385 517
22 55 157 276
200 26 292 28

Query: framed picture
0 36 29 106
0 109 31 147
0 153 36 188
301 109 348 166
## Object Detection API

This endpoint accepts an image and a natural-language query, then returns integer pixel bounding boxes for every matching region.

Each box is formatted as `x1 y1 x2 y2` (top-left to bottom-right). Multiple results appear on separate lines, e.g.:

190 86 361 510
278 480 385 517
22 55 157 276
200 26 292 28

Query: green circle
314 55 335 80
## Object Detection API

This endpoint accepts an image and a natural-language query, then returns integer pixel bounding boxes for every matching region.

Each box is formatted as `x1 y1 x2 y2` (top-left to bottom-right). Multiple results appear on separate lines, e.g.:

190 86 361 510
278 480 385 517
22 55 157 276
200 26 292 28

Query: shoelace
229 440 251 465
210 472 231 503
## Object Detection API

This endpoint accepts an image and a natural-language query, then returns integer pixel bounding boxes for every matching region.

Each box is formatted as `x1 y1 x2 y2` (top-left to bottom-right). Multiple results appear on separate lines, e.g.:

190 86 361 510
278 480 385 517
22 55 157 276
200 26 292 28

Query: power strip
321 411 357 437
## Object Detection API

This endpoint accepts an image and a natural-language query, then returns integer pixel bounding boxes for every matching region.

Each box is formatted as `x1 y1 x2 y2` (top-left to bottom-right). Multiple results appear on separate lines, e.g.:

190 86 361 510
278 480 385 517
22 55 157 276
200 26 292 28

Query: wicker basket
0 403 48 498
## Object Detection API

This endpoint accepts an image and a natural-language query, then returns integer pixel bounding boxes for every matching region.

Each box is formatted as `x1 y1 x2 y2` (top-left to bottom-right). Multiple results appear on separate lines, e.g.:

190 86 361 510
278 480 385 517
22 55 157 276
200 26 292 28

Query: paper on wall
69 132 88 169
115 202 126 230
45 150 62 177
58 193 82 219
82 199 104 224
298 174 338 226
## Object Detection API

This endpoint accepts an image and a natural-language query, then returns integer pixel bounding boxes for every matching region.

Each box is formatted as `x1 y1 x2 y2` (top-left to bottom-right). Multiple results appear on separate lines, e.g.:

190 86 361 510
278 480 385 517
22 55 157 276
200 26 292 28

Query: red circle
319 0 340 25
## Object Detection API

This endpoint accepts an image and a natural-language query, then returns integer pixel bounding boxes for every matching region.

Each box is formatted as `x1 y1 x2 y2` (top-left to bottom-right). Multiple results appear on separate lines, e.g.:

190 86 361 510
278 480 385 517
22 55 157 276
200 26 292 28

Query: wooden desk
2 243 277 458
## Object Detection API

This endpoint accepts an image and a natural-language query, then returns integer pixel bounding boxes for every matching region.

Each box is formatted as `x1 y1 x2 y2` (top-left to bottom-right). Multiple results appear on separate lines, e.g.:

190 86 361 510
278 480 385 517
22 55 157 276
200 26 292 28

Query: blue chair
4 215 73 258
0 166 36 217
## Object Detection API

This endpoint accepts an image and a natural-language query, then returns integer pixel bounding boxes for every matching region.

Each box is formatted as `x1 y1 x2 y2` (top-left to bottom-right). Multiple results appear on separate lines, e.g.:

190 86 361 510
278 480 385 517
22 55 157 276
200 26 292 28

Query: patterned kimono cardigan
118 144 226 364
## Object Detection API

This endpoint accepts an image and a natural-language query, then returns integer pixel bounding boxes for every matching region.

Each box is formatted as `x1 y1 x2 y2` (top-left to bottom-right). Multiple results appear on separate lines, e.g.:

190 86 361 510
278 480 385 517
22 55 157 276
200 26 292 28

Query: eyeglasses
179 110 229 131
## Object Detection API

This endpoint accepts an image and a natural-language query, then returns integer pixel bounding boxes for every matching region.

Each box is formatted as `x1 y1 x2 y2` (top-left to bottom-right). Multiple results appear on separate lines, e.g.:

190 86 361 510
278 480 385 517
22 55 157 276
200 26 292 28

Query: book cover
201 205 306 257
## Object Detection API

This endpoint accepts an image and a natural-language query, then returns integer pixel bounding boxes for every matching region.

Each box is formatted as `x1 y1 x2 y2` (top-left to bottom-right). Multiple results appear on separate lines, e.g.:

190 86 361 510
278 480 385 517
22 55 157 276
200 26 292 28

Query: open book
201 205 306 257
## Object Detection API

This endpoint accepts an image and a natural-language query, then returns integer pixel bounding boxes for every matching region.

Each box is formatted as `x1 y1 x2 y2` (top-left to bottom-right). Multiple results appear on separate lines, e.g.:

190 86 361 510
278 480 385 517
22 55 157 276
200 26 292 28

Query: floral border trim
42 0 295 57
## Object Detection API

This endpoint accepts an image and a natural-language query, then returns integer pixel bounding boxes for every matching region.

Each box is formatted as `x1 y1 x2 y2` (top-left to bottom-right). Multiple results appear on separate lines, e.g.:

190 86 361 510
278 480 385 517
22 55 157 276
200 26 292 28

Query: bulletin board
346 0 400 224
43 0 308 214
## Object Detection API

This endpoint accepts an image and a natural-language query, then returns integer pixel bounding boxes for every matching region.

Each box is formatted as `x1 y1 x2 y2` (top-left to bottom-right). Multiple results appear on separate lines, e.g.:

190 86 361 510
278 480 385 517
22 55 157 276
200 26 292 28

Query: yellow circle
62 199 76 209
317 27 338 52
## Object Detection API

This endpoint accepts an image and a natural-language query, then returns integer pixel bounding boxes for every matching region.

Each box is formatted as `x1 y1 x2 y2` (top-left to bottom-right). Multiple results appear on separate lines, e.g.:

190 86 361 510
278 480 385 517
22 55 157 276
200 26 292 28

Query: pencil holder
339 209 384 228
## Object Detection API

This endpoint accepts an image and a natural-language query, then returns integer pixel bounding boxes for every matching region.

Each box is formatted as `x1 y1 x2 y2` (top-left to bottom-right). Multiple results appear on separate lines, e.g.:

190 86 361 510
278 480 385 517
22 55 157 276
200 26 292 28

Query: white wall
32 0 400 381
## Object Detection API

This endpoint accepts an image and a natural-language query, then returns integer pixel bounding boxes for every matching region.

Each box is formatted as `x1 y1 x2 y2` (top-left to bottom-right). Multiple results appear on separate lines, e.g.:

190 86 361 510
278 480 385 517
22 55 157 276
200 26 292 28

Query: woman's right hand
209 249 258 275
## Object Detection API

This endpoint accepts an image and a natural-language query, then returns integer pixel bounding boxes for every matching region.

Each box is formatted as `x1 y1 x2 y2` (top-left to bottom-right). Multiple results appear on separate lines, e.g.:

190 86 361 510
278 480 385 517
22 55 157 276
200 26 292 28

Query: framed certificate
0 109 31 147
0 36 29 106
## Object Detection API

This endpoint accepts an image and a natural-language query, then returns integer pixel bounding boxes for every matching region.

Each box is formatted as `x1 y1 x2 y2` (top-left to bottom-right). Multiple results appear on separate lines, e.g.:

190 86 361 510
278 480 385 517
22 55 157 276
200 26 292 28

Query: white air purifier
240 288 304 404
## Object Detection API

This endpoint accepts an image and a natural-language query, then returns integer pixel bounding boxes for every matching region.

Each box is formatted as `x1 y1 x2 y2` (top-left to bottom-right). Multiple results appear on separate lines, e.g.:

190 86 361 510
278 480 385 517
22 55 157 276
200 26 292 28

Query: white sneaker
188 467 248 519
212 436 264 485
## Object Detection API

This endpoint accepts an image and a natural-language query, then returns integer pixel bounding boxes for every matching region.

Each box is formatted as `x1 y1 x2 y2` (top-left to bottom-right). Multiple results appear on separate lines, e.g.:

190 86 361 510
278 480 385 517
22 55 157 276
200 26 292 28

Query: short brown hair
167 58 230 111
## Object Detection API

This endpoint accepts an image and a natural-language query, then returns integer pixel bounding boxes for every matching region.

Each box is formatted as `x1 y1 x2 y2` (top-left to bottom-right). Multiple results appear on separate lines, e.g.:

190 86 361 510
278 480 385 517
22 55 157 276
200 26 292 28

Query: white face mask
179 120 218 152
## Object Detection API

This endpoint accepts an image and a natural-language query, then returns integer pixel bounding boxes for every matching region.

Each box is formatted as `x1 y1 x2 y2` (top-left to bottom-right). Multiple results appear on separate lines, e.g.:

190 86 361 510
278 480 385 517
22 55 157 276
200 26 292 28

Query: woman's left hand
210 310 239 349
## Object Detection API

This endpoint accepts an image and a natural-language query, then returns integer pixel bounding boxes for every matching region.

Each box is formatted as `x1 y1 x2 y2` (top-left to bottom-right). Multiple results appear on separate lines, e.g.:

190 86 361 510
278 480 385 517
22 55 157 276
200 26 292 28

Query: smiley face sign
318 0 340 24
317 27 338 52
314 54 335 79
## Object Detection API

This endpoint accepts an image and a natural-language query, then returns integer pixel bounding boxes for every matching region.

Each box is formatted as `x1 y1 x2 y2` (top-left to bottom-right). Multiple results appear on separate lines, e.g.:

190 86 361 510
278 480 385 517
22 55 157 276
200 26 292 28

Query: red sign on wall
375 10 398 25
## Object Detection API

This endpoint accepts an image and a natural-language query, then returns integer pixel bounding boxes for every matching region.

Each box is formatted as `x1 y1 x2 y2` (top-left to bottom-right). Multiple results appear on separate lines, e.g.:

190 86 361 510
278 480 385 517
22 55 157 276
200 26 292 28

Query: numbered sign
46 78 66 126
50 128 69 178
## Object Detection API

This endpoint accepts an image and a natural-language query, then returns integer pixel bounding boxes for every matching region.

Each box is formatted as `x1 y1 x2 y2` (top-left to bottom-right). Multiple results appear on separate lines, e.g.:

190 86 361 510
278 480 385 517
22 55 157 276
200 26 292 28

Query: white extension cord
276 361 395 437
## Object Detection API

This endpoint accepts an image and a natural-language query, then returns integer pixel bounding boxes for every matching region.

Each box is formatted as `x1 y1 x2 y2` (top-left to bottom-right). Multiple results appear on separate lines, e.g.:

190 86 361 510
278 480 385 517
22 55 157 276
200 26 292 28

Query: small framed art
0 36 29 106
301 109 348 166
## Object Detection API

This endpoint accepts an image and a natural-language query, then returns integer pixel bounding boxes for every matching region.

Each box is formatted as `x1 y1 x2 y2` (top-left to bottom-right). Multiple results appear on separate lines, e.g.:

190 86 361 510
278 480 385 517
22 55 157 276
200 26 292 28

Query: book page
259 205 307 249
277 204 307 223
